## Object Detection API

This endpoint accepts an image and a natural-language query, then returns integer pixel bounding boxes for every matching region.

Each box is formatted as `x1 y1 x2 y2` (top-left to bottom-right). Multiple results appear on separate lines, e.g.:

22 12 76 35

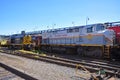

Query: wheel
84 47 102 58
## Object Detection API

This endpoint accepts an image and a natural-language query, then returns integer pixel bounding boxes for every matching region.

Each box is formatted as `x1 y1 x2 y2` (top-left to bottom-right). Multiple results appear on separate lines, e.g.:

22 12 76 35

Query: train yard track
0 59 37 80
0 64 21 80
0 49 120 79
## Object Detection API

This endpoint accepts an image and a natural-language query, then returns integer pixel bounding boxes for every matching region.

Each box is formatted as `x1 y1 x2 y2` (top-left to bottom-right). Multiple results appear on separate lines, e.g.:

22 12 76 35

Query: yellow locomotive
7 33 42 50
0 39 9 47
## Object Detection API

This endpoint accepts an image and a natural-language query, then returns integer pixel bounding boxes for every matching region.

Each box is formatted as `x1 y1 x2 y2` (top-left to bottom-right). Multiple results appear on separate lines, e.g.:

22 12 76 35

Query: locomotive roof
26 23 103 34
10 34 24 38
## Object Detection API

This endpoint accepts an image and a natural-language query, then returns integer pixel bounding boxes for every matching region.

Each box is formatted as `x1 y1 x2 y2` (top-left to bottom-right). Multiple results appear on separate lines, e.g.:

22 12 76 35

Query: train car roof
10 34 24 38
20 23 104 35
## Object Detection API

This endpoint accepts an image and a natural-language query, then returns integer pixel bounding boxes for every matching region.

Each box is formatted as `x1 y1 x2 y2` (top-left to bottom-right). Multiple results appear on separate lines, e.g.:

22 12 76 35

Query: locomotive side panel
42 24 114 46
40 23 117 58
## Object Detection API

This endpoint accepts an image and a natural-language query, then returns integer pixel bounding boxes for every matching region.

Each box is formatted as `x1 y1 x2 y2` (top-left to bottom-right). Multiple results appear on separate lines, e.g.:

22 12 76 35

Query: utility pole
72 21 75 26
86 17 89 26
53 24 56 29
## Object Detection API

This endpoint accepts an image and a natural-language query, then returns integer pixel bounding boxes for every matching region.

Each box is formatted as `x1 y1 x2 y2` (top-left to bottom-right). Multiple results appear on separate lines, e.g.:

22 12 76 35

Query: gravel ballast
0 52 87 80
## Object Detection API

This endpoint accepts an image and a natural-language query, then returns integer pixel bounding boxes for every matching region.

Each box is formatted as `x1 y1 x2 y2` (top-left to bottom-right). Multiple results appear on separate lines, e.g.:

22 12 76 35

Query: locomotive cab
85 24 115 46
85 24 106 34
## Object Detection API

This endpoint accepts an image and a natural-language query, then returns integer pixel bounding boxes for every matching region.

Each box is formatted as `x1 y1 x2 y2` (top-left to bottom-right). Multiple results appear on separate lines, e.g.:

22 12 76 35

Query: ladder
104 46 110 58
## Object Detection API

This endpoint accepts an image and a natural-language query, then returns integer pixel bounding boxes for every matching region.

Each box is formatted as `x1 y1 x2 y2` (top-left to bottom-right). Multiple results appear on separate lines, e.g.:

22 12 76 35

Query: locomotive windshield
87 27 93 33
96 24 105 31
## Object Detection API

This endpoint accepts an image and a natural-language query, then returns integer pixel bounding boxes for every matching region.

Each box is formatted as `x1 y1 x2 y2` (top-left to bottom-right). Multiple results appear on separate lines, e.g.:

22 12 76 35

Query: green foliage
32 49 44 54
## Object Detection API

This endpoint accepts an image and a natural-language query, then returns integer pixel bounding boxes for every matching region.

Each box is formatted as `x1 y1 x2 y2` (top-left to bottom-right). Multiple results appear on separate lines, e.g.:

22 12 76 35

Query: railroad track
0 65 18 80
0 62 37 80
0 49 120 78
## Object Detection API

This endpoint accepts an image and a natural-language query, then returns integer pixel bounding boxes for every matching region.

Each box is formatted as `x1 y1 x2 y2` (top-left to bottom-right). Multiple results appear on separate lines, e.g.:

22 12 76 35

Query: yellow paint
85 34 93 40
80 44 103 47
34 56 39 58
50 33 103 40
39 53 46 56
23 35 32 44
18 50 35 54
75 64 91 79
0 40 8 45
41 44 103 47
104 46 110 58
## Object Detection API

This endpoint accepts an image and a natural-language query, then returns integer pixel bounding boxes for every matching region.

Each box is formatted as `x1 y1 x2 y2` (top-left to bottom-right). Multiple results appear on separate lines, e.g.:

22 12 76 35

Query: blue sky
0 0 120 35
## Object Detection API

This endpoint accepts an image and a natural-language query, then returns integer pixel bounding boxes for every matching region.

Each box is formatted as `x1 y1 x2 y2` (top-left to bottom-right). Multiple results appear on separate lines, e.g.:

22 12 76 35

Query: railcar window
67 28 79 33
67 29 73 33
74 28 79 32
96 24 105 31
87 27 93 33
52 31 57 34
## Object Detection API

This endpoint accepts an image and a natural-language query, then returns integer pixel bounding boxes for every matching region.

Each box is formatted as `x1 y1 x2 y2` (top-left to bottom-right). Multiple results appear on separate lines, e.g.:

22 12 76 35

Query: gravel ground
0 66 24 80
0 52 88 80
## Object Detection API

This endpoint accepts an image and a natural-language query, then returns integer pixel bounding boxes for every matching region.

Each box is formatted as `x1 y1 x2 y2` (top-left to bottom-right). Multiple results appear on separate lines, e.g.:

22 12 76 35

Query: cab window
74 28 79 32
87 27 93 33
96 24 105 31
67 29 73 33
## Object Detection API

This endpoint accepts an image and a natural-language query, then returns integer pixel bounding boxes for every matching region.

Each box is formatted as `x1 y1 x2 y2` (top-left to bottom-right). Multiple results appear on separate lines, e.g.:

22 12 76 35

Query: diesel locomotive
0 21 120 59
40 22 120 59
